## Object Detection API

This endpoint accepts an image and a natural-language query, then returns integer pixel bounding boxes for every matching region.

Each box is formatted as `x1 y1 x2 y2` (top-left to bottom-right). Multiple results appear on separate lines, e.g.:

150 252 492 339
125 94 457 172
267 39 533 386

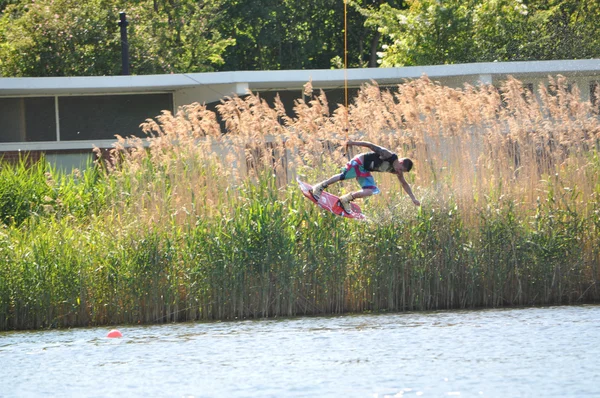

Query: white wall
45 152 93 172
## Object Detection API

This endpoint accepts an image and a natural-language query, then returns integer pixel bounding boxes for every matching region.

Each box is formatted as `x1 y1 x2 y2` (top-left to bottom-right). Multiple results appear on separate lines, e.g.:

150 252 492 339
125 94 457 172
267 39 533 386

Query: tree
353 0 408 67
0 0 122 76
364 0 478 67
0 0 234 76
521 0 600 61
471 0 530 62
365 0 600 67
218 0 384 71
126 0 234 74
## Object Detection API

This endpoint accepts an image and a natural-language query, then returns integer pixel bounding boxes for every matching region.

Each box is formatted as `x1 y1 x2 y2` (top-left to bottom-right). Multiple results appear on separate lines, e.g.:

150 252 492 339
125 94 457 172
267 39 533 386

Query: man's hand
412 198 421 206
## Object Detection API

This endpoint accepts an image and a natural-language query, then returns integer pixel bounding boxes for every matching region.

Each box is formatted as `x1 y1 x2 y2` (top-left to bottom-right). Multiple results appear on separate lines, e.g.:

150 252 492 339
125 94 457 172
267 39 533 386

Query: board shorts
339 156 381 194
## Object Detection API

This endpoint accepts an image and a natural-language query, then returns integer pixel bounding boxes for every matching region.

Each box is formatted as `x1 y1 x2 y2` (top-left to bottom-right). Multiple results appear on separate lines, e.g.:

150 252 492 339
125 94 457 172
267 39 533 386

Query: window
58 93 173 141
0 97 56 142
318 88 361 109
206 90 304 133
258 90 303 119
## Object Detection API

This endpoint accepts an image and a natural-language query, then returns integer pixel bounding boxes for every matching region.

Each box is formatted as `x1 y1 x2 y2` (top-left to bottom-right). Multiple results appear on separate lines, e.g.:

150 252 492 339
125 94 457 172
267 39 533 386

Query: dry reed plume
102 74 600 226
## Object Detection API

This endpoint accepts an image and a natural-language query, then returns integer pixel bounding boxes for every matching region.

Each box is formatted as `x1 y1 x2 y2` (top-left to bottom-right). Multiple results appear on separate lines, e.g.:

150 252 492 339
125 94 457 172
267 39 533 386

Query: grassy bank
1 76 599 330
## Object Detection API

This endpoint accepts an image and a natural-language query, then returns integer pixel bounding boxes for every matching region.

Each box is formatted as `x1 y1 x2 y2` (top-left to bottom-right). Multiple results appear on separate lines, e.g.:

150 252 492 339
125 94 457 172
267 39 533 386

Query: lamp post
118 12 130 75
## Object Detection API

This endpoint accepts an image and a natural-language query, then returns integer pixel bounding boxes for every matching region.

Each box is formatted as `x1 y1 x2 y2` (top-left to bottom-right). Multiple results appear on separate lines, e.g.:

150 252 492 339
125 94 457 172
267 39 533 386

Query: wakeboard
297 177 367 220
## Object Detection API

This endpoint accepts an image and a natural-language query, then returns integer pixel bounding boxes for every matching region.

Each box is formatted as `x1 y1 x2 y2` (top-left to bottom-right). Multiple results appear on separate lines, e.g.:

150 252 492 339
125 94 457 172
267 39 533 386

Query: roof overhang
1 59 599 96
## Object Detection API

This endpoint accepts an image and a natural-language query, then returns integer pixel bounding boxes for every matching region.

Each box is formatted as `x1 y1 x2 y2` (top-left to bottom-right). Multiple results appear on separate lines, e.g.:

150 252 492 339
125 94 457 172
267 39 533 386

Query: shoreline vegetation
1 76 599 331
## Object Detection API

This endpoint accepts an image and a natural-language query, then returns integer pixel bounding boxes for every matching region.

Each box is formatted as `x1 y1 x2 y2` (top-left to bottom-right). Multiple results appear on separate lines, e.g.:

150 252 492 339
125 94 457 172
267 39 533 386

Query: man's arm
347 140 395 159
397 173 421 206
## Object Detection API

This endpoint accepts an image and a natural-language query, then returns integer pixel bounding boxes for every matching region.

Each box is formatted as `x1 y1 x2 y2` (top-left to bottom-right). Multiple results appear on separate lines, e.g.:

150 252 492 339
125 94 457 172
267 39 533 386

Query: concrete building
1 59 599 170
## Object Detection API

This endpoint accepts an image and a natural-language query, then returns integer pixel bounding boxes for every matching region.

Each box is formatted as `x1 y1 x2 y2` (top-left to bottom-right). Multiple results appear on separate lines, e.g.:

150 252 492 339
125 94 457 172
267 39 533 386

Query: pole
118 12 130 75
344 0 350 158
344 0 348 134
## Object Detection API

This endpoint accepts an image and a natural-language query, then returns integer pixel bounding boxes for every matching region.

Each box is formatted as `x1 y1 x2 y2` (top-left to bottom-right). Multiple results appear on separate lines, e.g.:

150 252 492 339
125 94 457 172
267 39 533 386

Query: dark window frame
58 93 173 141
0 96 56 143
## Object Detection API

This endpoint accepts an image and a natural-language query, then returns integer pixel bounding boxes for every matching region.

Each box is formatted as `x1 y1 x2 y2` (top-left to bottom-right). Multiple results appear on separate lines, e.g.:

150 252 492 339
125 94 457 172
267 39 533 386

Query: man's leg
313 156 362 201
349 189 375 199
339 189 374 213
339 177 378 213
311 174 342 200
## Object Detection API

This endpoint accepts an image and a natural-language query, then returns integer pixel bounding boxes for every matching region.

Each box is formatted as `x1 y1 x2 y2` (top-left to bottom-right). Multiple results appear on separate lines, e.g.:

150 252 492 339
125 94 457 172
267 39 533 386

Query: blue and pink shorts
339 156 381 194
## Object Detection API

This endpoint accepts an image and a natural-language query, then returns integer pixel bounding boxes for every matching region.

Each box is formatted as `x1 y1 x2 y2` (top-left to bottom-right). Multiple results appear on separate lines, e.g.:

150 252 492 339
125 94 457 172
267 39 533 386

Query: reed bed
1 76 599 330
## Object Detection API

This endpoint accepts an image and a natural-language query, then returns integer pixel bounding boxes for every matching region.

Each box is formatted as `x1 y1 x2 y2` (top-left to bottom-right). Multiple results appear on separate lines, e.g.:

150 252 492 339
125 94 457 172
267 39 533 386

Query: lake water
1 305 599 397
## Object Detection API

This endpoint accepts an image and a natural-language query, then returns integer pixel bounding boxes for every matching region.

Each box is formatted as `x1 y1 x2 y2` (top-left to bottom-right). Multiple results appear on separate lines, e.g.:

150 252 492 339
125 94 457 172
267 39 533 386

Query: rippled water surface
1 305 599 397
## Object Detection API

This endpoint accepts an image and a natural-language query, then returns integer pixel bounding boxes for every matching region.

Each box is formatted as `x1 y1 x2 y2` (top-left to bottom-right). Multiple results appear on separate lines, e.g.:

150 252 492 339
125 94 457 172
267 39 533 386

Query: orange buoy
107 329 123 338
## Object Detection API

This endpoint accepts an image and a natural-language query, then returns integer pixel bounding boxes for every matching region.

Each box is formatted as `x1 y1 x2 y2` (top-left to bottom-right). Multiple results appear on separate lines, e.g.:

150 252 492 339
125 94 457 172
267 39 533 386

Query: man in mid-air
311 140 420 213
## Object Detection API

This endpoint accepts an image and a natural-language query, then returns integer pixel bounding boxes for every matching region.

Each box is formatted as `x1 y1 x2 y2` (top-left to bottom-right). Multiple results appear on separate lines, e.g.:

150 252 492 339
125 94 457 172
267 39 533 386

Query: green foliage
0 0 122 76
0 0 17 13
125 0 234 74
365 0 477 66
527 183 586 302
219 0 377 70
1 160 598 330
471 0 530 61
3 0 598 75
367 0 600 66
0 157 105 226
0 0 391 75
478 198 528 306
0 158 49 225
0 0 234 76
523 0 600 61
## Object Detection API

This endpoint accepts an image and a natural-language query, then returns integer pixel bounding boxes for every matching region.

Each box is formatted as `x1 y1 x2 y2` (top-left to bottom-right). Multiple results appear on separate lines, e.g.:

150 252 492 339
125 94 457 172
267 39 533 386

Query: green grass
0 163 597 331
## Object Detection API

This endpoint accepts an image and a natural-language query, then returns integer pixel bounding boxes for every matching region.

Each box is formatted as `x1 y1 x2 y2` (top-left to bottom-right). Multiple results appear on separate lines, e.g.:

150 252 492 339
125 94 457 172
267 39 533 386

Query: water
1 305 599 397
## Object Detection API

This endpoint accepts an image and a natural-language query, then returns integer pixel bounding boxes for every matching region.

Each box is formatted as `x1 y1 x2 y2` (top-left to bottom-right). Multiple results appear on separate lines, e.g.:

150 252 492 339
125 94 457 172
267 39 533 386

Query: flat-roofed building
1 59 599 170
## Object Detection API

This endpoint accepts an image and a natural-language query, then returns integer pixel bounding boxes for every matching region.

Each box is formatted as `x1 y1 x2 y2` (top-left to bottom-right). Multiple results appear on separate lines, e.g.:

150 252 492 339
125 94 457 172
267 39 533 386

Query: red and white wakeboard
297 177 367 220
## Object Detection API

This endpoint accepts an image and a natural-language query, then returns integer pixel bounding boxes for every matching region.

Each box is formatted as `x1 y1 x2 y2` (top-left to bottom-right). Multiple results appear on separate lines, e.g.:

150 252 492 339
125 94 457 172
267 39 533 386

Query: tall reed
1 75 599 330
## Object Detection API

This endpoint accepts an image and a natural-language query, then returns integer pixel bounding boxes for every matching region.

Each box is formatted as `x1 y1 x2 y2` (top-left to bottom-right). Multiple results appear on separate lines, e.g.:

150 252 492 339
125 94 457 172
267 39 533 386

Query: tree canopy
364 0 600 66
0 0 234 76
0 0 598 76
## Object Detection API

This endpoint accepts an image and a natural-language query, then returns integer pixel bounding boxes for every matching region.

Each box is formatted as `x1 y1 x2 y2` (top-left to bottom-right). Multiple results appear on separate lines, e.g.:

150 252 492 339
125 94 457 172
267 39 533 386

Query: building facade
1 59 599 170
